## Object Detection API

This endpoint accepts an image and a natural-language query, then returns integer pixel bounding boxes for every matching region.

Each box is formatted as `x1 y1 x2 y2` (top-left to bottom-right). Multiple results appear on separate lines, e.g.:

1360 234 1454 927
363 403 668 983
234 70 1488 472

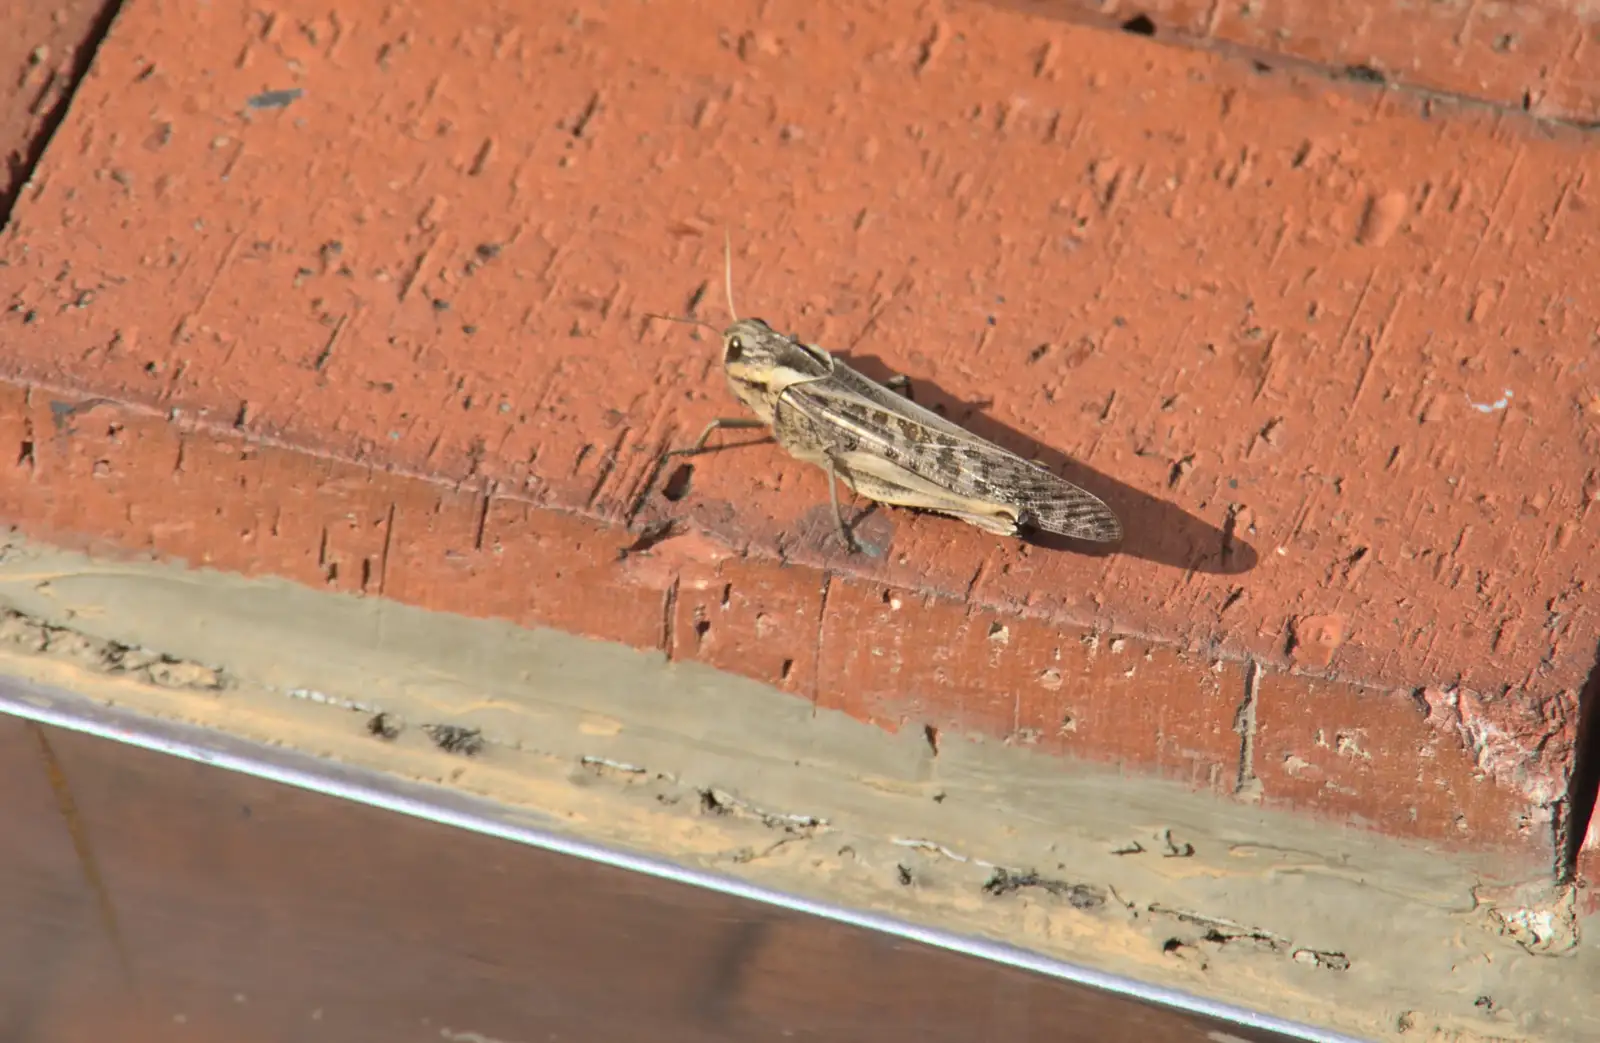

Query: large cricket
655 238 1123 551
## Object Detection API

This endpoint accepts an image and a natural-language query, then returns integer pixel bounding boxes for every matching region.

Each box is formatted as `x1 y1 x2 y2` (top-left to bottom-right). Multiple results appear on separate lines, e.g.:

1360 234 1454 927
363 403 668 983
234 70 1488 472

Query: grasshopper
651 238 1122 551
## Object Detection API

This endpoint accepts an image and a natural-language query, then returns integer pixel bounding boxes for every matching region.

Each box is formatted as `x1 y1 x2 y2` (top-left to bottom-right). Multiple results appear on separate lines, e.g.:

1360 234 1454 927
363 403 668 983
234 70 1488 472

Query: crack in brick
1029 6 1600 130
810 571 832 706
584 423 634 511
659 574 680 659
1233 659 1263 802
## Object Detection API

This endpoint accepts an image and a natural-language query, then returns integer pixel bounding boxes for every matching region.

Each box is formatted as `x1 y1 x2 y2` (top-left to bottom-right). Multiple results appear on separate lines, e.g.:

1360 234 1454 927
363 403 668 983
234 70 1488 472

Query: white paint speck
1466 388 1513 413
441 1029 522 1043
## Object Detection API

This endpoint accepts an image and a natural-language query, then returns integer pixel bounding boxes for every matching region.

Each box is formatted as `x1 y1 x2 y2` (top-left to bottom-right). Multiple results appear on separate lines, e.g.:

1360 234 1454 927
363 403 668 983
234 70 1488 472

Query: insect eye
725 336 743 362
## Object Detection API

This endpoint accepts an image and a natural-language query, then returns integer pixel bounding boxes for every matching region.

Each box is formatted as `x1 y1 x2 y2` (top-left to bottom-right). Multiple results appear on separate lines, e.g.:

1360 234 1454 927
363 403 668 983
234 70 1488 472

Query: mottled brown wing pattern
779 364 1123 543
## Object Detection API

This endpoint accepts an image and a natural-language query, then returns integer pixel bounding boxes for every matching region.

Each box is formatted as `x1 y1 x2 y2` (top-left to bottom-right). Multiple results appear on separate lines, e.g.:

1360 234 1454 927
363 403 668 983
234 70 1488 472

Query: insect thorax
721 319 832 424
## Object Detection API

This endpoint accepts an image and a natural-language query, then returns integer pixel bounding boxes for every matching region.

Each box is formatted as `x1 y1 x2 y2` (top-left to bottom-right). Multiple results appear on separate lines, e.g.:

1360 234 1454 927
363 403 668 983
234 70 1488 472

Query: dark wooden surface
0 707 1332 1043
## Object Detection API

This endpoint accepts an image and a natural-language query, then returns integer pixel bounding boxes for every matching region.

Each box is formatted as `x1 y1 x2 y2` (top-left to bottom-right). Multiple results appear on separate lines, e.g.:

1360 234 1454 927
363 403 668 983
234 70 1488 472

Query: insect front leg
638 417 770 514
671 417 769 458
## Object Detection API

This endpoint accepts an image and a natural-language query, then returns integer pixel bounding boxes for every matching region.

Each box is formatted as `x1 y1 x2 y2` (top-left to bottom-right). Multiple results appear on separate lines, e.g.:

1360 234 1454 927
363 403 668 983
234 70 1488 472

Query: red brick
817 580 1241 789
1009 0 1600 125
1254 673 1573 846
0 0 108 203
669 557 827 697
2 0 1594 718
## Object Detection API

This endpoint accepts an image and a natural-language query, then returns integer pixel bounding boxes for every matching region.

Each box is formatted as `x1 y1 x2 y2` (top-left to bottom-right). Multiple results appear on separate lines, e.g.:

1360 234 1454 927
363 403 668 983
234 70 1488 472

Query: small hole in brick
694 619 711 639
1120 14 1156 36
780 659 794 681
662 463 693 501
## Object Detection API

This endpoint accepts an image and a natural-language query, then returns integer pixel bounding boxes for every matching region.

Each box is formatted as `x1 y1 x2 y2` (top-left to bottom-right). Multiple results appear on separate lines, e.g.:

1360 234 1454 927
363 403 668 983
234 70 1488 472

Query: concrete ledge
0 533 1592 1041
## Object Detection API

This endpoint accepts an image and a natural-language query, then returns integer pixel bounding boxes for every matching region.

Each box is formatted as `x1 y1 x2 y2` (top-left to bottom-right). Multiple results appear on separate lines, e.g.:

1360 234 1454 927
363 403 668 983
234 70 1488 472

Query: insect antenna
642 231 738 335
641 312 720 335
723 227 739 323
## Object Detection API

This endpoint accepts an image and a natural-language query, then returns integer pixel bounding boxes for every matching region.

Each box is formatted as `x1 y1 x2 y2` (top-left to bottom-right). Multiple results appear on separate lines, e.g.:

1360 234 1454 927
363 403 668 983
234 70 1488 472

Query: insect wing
782 365 1122 542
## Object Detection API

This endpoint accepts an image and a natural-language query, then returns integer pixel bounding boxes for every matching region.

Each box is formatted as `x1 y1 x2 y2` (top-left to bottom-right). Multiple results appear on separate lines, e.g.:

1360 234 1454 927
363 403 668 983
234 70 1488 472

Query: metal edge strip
0 674 1368 1043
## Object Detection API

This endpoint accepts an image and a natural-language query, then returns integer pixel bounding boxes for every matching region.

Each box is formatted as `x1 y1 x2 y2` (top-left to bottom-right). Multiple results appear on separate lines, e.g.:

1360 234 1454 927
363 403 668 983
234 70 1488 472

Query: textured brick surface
1009 0 1600 125
1253 672 1565 846
0 382 1572 861
815 579 1244 789
0 0 1594 870
0 0 110 205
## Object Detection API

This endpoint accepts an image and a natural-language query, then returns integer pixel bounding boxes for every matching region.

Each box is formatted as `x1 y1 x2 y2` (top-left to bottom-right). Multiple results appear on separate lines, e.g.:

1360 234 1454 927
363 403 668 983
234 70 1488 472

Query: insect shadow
839 353 1258 576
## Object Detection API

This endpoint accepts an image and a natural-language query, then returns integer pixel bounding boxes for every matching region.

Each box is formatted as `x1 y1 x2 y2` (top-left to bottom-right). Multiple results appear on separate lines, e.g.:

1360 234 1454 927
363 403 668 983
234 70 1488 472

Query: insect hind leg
834 453 1022 537
931 507 1021 536
881 374 914 400
823 461 862 553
